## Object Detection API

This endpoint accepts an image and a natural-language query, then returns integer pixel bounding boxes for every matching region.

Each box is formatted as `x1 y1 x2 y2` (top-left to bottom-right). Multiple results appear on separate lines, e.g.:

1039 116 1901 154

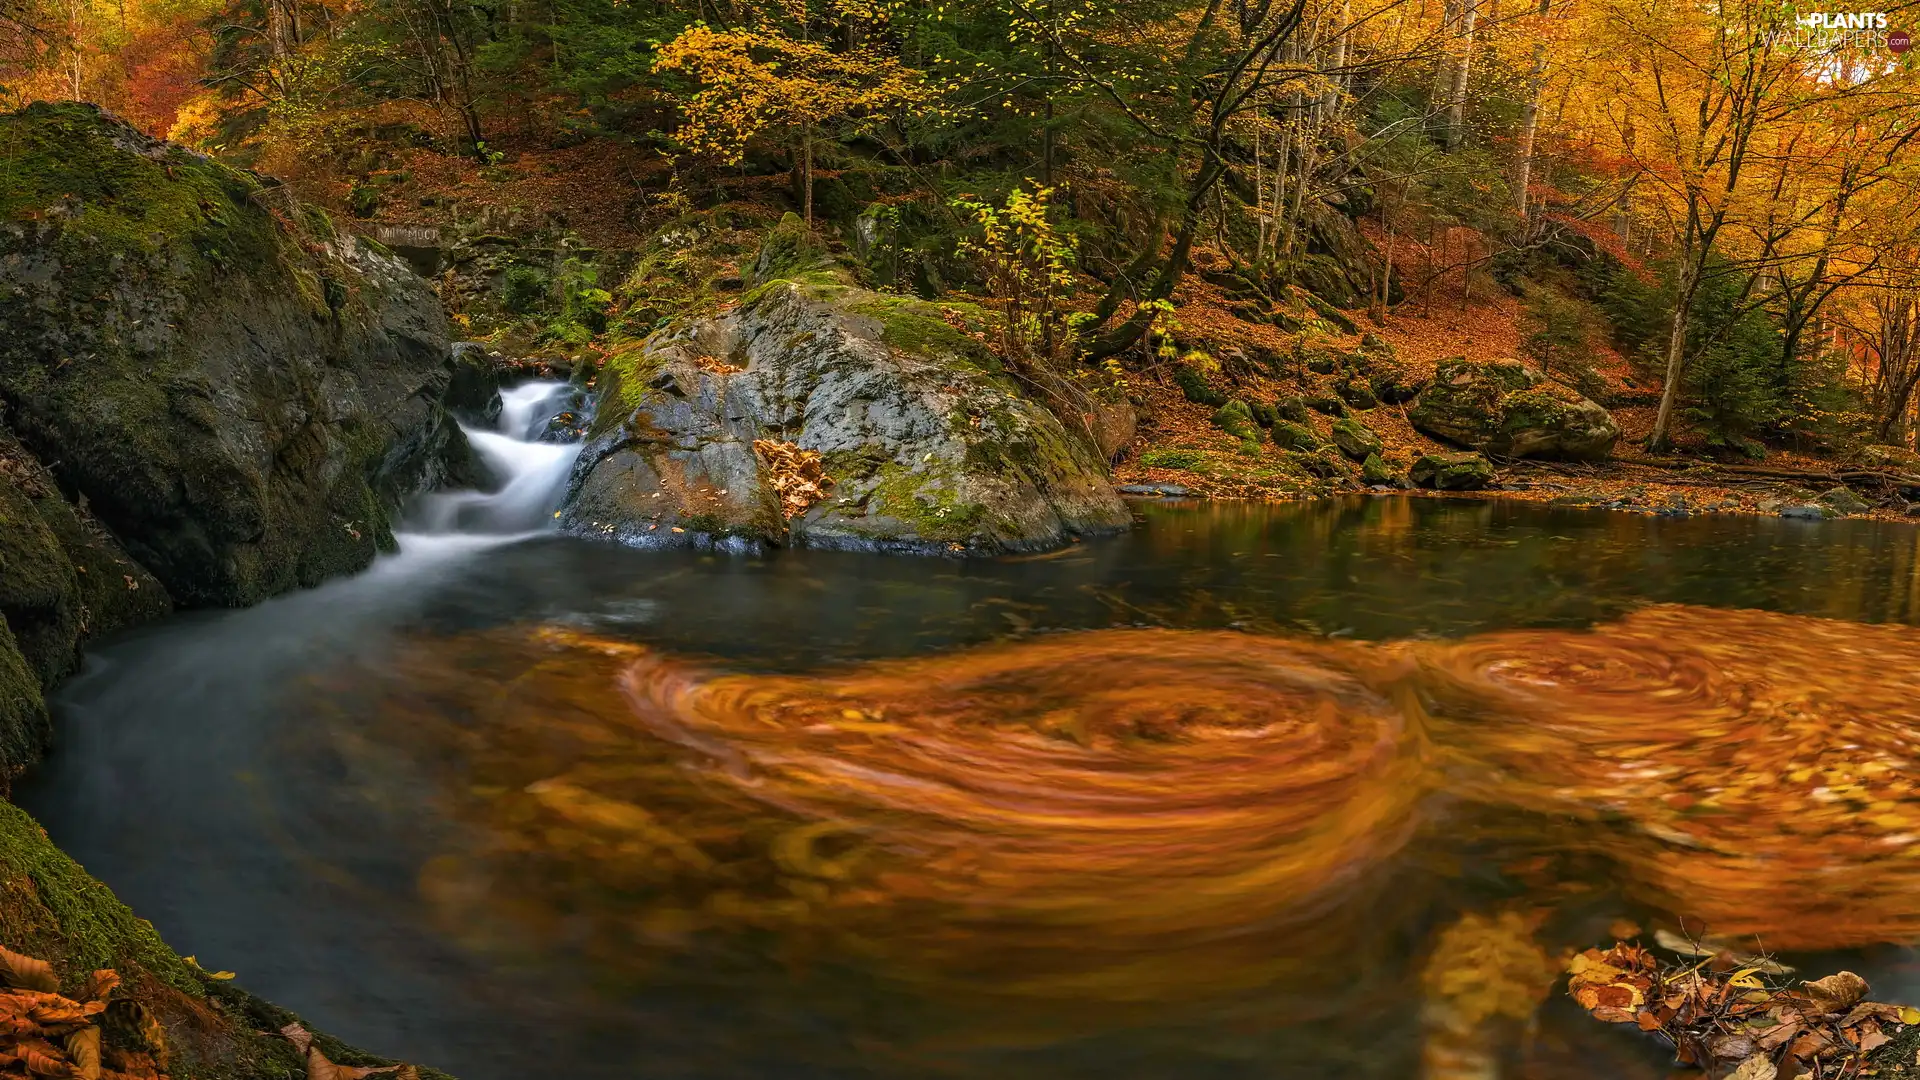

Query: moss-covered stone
1409 358 1619 461
1410 451 1495 490
748 212 834 287
1331 417 1383 461
0 620 48 776
566 278 1127 554
1173 365 1228 407
1211 399 1259 444
0 103 459 608
1270 421 1322 452
1360 452 1403 486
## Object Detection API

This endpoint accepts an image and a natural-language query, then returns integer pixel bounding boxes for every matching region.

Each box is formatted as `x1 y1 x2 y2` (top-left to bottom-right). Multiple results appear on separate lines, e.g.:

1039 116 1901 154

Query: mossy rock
1274 395 1313 424
1408 358 1619 461
1211 400 1259 442
1248 401 1280 428
0 620 48 775
566 278 1128 555
1173 366 1228 407
748 213 835 287
1305 393 1347 418
0 103 459 608
1270 421 1322 452
1410 451 1495 491
1360 452 1404 487
1330 417 1383 461
1335 373 1379 410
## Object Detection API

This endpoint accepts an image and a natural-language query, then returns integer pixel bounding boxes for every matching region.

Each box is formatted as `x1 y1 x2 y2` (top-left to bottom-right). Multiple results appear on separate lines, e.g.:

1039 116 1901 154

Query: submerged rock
562 276 1129 554
1410 451 1495 491
0 103 468 608
1409 358 1620 461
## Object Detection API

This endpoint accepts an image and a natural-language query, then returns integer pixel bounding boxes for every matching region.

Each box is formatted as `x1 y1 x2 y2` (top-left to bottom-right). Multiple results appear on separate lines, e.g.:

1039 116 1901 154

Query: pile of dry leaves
752 439 831 518
0 947 165 1079
1570 936 1919 1078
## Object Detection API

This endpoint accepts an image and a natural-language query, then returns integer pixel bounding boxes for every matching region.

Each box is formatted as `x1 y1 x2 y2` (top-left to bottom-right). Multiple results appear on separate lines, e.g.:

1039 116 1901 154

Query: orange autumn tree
653 9 935 225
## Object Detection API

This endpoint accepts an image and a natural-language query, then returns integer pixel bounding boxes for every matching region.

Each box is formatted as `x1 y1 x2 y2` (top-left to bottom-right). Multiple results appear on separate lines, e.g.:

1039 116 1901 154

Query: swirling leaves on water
1417 605 1920 949
366 627 1429 1006
352 604 1920 1024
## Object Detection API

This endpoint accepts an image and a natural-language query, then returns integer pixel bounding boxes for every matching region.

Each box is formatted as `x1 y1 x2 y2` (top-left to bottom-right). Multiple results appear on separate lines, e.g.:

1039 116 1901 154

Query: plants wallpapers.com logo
1768 12 1912 52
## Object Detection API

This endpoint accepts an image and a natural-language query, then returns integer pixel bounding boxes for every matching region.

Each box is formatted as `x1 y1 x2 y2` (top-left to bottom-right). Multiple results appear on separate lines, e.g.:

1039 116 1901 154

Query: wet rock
0 103 465 607
1330 417 1383 461
1408 358 1620 461
447 341 505 424
562 274 1128 554
1907 503 1920 516
1410 451 1495 491
1780 503 1832 521
1819 486 1870 516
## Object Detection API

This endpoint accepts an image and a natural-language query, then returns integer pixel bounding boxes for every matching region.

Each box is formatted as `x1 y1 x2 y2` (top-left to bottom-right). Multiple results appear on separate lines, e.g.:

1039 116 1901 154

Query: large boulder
1408 358 1620 461
0 103 468 608
562 277 1130 553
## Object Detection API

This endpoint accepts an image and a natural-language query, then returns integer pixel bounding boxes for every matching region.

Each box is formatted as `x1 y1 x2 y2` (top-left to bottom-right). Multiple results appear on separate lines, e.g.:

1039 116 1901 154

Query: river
18 383 1920 1079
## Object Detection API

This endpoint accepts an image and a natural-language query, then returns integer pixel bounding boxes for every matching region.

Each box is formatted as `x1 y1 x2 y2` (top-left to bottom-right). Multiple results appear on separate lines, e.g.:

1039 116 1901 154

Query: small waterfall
406 381 585 541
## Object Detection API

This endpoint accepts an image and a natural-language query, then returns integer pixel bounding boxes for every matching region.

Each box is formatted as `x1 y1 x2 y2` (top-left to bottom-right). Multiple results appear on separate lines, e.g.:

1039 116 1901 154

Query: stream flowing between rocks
17 397 1920 1080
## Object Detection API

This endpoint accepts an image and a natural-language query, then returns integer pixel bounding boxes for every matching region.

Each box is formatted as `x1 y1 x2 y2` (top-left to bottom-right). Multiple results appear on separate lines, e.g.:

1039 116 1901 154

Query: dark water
19 497 1920 1080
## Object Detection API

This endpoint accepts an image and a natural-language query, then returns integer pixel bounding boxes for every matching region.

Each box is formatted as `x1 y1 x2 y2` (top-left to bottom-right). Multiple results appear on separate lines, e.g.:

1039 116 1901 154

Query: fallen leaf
1801 971 1869 1014
0 951 57 994
1591 1005 1638 1023
65 1027 99 1080
1729 1053 1778 1080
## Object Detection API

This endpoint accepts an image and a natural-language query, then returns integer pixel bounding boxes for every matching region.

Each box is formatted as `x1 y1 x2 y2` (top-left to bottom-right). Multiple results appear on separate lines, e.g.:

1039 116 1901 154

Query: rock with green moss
1408 357 1619 461
1 430 171 654
1334 372 1379 410
1274 395 1313 424
0 103 469 607
1270 421 1322 452
1211 400 1259 442
1360 453 1401 487
1173 365 1228 408
1410 451 1495 491
1330 417 1383 461
0 797 449 1079
563 275 1129 554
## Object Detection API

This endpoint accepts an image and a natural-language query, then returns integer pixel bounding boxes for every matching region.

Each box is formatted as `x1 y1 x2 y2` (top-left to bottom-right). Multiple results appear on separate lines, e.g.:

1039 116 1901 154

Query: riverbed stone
563 273 1130 554
1410 451 1495 491
0 102 471 607
1780 503 1832 521
1408 358 1620 461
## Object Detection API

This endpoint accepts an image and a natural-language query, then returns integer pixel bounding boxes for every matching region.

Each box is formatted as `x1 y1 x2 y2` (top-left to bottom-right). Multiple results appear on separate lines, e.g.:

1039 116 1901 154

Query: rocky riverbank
0 102 468 1078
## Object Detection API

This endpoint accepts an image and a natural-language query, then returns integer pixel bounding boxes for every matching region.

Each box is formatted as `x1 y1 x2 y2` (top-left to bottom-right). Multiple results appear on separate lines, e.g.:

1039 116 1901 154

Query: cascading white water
408 381 585 539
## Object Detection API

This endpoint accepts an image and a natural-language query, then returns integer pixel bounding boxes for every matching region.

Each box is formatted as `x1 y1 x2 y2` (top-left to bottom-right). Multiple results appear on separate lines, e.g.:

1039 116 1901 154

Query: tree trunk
1649 261 1698 451
1444 0 1478 150
1511 0 1550 219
